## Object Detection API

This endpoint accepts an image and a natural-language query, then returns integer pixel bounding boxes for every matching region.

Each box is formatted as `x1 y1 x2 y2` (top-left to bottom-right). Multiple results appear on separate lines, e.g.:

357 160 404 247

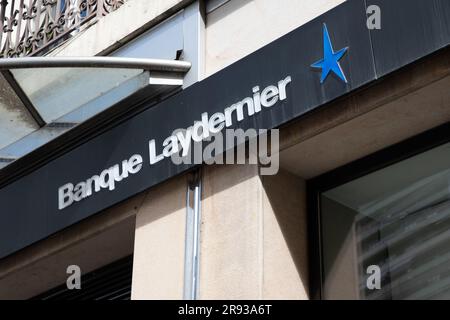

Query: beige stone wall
205 0 345 76
200 164 308 299
260 170 309 299
131 165 309 300
131 174 188 300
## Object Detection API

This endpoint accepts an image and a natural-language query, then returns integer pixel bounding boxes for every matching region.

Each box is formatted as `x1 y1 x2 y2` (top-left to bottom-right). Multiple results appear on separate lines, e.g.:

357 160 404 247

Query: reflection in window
321 143 450 300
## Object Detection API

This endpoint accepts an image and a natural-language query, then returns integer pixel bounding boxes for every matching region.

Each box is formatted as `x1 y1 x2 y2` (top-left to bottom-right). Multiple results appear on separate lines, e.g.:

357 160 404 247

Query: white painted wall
50 0 192 57
205 0 345 76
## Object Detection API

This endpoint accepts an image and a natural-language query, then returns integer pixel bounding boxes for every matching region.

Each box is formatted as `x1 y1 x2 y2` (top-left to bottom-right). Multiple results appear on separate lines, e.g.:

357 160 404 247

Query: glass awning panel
0 57 191 170
11 68 143 123
0 73 40 150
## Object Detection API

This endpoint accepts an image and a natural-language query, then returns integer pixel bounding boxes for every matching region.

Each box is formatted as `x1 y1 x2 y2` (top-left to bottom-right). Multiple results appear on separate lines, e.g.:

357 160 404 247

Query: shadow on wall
261 169 309 298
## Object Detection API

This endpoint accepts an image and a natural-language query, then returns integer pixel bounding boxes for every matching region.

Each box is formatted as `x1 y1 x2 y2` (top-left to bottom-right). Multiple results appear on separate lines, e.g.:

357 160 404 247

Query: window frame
306 122 450 300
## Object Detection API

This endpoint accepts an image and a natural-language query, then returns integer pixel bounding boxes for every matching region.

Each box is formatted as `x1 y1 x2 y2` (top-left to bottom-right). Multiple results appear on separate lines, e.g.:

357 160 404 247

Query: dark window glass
320 143 450 300
31 256 133 300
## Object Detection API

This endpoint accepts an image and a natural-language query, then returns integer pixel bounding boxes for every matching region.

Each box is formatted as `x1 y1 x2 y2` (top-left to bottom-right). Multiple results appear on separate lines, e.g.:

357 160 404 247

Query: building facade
0 0 449 300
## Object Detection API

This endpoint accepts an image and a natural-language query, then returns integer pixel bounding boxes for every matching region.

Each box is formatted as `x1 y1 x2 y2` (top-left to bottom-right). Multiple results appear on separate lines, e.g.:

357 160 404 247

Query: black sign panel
0 0 448 258
369 0 450 77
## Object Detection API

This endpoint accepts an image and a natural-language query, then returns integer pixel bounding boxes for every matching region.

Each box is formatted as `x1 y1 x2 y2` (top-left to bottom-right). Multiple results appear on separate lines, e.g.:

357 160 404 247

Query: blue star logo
311 23 348 84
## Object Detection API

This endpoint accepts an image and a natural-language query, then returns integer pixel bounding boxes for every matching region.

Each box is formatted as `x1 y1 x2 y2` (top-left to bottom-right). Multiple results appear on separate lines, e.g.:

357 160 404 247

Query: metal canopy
0 57 191 169
0 57 191 72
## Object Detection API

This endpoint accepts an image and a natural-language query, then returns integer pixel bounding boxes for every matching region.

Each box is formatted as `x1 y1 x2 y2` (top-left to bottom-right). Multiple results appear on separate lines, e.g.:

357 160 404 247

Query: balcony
0 0 126 58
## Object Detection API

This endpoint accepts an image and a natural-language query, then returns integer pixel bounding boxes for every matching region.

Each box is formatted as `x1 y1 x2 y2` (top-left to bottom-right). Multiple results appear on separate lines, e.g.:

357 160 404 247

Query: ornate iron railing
0 0 125 58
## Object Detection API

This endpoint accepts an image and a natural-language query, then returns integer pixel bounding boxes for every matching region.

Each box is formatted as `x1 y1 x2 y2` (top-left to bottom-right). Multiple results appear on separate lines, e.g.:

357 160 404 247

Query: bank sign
0 0 448 258
58 76 292 210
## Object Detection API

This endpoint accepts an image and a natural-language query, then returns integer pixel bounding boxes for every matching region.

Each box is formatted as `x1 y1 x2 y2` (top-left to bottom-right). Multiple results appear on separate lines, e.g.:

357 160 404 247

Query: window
315 138 450 299
32 256 133 300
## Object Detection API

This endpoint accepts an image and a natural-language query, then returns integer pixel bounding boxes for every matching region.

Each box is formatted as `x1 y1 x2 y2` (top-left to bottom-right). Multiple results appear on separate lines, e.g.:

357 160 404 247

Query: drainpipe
184 169 202 299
